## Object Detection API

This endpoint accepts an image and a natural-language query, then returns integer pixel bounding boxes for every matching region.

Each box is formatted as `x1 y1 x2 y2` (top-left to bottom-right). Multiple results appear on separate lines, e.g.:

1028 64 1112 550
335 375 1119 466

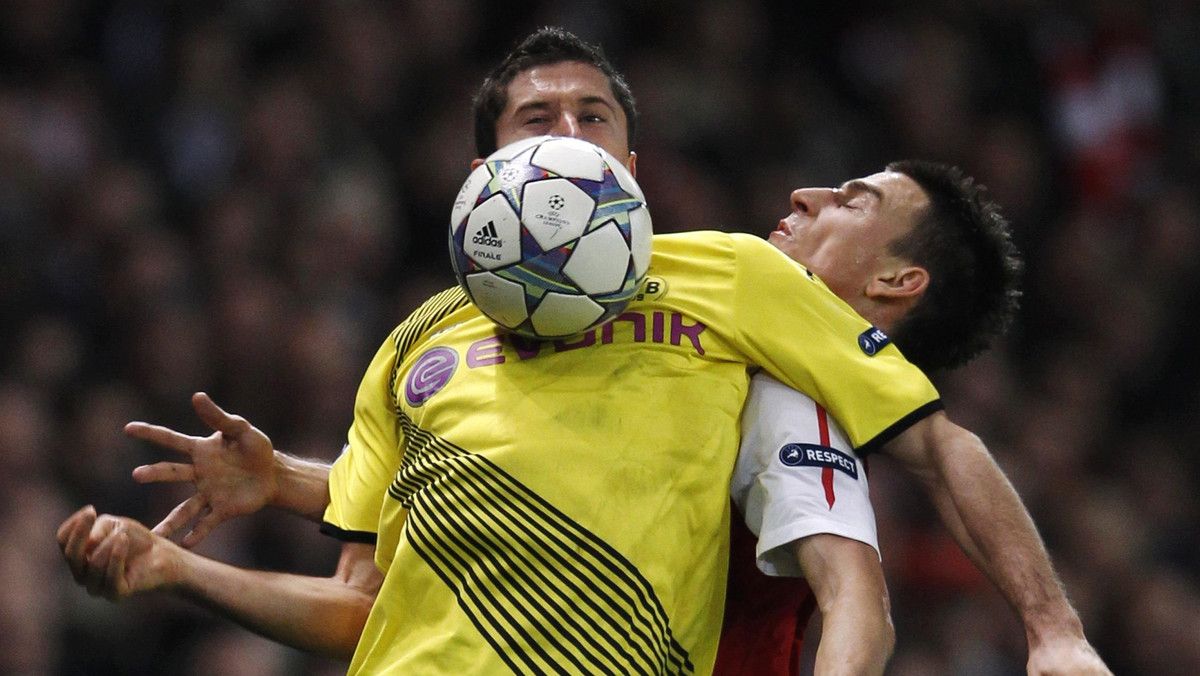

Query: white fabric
732 373 880 577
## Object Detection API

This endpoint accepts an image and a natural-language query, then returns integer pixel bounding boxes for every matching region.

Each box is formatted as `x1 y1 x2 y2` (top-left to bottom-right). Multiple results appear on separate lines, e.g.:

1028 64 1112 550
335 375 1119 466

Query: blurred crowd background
2 0 1198 674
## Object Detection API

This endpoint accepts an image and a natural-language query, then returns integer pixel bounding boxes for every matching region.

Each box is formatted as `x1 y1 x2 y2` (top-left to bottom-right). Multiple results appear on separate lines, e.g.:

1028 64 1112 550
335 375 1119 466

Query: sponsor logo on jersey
779 443 858 479
634 276 668 302
405 346 459 407
857 326 891 356
463 308 706 368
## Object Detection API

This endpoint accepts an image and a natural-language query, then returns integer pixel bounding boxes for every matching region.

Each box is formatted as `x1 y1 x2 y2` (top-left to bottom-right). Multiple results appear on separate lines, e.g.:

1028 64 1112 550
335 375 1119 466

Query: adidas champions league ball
449 135 653 340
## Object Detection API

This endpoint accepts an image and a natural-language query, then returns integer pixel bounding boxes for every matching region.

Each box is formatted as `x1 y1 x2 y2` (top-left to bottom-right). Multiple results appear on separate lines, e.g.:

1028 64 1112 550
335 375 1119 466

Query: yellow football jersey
325 231 942 675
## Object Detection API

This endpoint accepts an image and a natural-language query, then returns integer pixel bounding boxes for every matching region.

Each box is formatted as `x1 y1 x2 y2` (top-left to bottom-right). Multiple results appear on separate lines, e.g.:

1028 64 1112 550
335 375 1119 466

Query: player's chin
766 233 805 264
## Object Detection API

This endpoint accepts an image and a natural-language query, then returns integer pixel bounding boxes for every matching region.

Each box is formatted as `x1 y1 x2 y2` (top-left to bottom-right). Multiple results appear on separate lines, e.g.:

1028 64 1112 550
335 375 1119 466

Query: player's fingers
150 495 206 539
124 422 198 456
104 532 130 601
60 518 90 580
84 531 117 596
181 507 223 549
56 505 96 549
192 392 250 438
131 462 196 485
59 507 97 581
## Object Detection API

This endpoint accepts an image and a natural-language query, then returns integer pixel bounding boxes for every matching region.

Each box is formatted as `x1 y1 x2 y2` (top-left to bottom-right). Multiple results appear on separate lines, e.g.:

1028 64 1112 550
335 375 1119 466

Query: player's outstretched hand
1027 636 1113 676
127 392 278 548
56 505 180 602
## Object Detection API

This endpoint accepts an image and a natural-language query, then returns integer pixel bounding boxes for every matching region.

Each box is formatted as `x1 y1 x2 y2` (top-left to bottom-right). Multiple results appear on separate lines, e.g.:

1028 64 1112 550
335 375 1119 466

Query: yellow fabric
325 231 941 675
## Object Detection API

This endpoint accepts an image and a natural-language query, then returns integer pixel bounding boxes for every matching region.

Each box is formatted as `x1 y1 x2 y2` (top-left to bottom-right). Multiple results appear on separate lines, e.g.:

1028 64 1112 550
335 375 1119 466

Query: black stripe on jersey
387 286 472 401
855 399 945 457
388 415 695 676
407 455 658 674
392 443 675 674
394 418 684 671
317 522 377 544
407 490 591 676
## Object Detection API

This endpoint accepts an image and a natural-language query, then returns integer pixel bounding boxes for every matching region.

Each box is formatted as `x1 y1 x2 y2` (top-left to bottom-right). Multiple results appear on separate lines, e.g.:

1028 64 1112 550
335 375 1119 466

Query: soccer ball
449 135 653 339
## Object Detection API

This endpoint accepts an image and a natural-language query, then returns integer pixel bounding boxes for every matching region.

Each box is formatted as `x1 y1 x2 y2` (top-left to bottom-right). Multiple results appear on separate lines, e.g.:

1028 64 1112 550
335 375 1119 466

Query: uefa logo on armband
857 327 891 356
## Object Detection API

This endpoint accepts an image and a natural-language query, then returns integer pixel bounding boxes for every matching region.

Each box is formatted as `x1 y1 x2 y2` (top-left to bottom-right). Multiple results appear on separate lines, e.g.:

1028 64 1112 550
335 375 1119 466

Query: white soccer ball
449 135 653 339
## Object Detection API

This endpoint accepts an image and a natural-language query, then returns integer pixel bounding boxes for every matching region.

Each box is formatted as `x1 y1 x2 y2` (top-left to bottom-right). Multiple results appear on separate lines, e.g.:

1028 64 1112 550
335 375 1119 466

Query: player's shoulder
645 232 738 285
397 286 471 327
748 371 819 411
746 372 853 448
650 231 803 277
651 230 771 252
388 285 474 350
651 230 732 255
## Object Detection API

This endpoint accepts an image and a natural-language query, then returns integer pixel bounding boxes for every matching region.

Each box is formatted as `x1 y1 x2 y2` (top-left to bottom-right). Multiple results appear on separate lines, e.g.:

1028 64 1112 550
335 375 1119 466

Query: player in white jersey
715 372 890 675
733 373 879 577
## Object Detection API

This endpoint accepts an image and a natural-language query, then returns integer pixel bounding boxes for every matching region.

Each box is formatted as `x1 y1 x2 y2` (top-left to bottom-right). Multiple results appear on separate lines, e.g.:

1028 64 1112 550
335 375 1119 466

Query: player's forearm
170 547 370 659
797 534 893 676
946 445 1083 641
899 417 1086 644
271 451 333 523
921 469 988 570
813 592 893 676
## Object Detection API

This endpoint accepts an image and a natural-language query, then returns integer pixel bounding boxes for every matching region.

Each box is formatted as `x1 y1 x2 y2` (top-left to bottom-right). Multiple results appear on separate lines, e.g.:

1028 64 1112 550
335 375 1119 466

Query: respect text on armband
464 310 708 368
779 443 858 479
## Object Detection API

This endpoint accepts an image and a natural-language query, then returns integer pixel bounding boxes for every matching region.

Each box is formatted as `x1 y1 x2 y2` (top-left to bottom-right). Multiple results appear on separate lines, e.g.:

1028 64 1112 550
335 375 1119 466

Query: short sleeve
733 374 880 578
322 330 403 541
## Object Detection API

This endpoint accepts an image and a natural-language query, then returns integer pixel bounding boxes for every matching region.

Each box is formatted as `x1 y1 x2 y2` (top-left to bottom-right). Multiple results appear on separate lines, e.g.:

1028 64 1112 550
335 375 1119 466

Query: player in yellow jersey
58 27 1110 676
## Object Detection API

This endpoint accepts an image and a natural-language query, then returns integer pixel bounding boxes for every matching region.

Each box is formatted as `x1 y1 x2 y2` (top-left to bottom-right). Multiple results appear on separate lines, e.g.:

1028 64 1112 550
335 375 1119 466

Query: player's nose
550 112 581 137
790 187 834 215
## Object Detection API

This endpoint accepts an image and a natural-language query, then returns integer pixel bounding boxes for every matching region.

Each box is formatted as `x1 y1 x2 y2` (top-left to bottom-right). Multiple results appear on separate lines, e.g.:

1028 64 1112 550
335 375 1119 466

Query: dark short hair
884 160 1023 372
471 26 638 157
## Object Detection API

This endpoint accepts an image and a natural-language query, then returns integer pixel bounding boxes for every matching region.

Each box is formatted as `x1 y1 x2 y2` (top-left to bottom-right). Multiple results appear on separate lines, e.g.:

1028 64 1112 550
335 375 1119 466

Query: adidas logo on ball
472 222 504 247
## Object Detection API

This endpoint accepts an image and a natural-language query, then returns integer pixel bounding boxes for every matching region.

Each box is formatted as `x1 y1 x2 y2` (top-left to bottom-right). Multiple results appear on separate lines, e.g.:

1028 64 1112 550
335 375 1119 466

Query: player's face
768 171 928 303
493 61 636 175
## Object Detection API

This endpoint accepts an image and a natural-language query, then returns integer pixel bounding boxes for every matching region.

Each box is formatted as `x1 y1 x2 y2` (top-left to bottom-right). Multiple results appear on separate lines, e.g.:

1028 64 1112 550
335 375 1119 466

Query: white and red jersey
715 372 881 676
732 372 879 575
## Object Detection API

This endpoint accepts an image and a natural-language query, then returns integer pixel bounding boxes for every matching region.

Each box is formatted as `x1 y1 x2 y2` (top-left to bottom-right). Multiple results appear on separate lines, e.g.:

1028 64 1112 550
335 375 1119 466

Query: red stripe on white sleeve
816 403 835 508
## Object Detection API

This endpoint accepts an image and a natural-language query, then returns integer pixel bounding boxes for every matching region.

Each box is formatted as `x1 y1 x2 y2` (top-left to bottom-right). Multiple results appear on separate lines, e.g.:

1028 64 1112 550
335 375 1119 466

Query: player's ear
471 158 485 170
626 151 637 178
866 265 928 301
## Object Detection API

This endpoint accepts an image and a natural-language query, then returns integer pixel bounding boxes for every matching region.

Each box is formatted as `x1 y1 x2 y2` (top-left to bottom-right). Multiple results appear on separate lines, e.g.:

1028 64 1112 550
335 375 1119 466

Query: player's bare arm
56 505 377 660
128 392 332 546
884 412 1112 676
796 533 893 676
